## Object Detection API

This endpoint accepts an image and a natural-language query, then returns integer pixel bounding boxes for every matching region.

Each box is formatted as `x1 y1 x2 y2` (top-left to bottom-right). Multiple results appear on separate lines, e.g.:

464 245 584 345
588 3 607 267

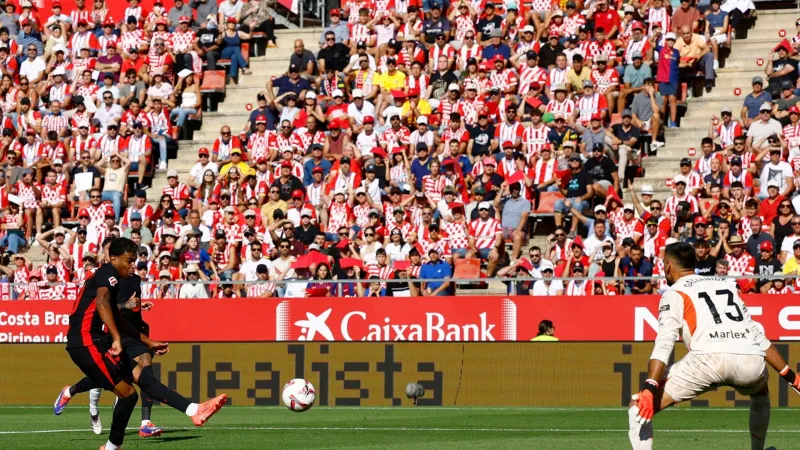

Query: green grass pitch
1 405 798 449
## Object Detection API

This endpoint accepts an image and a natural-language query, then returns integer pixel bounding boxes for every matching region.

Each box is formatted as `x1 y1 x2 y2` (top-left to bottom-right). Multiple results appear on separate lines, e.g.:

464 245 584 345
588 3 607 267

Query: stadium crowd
4 0 793 300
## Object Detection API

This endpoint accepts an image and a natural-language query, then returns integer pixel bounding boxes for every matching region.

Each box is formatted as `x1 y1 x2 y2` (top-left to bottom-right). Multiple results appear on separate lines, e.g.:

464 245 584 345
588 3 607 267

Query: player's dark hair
108 237 139 257
664 242 697 270
694 239 710 249
101 236 116 249
630 244 643 253
537 320 554 336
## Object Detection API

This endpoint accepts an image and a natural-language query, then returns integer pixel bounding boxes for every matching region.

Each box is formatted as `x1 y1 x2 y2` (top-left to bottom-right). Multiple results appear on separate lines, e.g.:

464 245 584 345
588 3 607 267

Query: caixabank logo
275 299 518 342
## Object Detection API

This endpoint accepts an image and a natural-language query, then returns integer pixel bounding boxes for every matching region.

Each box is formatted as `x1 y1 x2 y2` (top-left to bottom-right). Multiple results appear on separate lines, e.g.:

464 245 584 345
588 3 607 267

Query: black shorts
67 337 150 391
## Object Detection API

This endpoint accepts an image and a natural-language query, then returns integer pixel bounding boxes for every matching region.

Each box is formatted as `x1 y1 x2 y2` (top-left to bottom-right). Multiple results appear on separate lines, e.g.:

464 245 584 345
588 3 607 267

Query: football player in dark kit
53 238 226 450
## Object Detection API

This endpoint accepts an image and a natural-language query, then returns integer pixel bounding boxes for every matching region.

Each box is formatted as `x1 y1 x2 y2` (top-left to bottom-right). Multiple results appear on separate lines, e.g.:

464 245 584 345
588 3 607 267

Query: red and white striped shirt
518 65 548 95
647 8 670 35
42 114 68 134
125 134 151 162
163 183 190 201
547 67 568 89
457 98 485 127
468 217 501 249
522 124 551 157
351 24 373 45
490 68 518 93
97 134 124 159
532 158 557 184
429 44 456 66
421 174 451 204
663 193 699 220
545 98 576 116
456 44 482 71
576 94 608 124
327 201 353 231
590 67 619 94
494 121 524 147
247 282 276 297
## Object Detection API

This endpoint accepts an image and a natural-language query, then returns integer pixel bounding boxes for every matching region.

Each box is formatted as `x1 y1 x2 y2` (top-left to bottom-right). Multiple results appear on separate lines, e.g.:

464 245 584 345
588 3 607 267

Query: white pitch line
3 427 800 436
3 406 799 412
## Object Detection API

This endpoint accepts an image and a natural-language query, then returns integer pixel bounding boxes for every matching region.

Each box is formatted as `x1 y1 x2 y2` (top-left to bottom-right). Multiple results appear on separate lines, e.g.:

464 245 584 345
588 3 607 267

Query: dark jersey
118 274 147 335
66 263 123 349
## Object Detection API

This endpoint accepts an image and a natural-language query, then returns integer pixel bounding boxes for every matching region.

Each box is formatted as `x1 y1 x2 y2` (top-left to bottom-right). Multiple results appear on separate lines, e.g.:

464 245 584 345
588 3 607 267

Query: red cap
516 258 534 273
591 112 603 121
372 147 388 158
281 160 293 168
256 157 267 163
104 205 115 217
335 238 351 249
492 54 504 63
631 21 644 30
52 1 62 7
790 106 800 115
20 19 30 26
394 260 411 271
363 116 375 124
29 269 42 279
208 197 220 204
78 208 90 217
478 108 490 117
693 216 707 225
198 147 209 155
106 42 116 49
255 115 267 124
760 241 774 252
291 189 304 199
77 19 88 26
328 119 341 130
548 30 560 37
392 146 405 154
226 17 237 24
179 15 190 23
312 166 324 174
330 8 341 16
448 202 465 211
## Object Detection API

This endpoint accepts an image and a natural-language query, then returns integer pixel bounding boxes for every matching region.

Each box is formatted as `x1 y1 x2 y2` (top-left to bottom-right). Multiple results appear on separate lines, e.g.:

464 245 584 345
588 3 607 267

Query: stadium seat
453 258 481 279
533 192 563 215
609 113 622 127
200 70 226 112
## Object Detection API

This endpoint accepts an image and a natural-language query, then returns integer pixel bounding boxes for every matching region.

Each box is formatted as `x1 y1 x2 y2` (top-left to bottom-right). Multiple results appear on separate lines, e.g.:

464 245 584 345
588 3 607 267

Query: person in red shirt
759 180 785 226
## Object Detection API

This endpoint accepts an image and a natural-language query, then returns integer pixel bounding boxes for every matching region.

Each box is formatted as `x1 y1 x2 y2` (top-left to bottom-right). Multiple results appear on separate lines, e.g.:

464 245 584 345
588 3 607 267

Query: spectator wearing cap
179 264 209 298
163 168 192 218
771 82 800 127
94 152 131 219
766 40 797 100
122 209 154 246
494 180 531 260
609 109 641 178
419 245 452 296
580 112 612 159
266 64 312 104
421 4 451 46
753 240 781 292
0 199 24 253
319 8 349 47
347 88 377 133
758 148 793 200
783 239 800 277
554 154 595 237
630 78 664 144
188 147 219 191
709 107 743 153
481 28 511 62
618 50 652 112
565 54 591 94
742 77 772 128
619 244 653 294
748 105 783 152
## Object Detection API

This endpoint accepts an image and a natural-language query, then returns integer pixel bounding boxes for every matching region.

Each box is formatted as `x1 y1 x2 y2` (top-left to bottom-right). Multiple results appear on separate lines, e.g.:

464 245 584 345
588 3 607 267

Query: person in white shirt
178 264 209 298
347 89 376 129
583 220 616 268
759 149 794 200
19 44 46 86
531 260 565 295
187 148 219 189
236 242 272 282
746 103 783 150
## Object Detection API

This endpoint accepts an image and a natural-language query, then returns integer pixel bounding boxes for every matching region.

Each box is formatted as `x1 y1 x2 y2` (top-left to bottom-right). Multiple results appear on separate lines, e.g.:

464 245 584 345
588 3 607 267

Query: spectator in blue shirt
419 248 452 296
481 28 511 61
266 65 312 102
619 244 654 295
410 143 432 190
421 5 451 45
303 144 332 185
742 76 772 128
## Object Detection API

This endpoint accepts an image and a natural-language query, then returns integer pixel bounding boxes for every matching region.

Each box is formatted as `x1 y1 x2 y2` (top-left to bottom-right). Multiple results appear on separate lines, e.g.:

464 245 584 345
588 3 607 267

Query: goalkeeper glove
631 379 659 425
780 366 800 394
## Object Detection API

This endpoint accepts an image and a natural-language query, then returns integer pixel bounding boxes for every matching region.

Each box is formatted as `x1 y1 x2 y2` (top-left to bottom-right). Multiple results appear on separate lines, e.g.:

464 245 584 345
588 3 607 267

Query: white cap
331 89 344 97
308 243 321 251
767 179 781 188
53 158 63 165
305 92 317 99
665 32 677 40
416 116 428 124
355 186 366 194
594 204 607 213
448 83 460 92
522 25 534 33
301 208 313 217
478 201 491 210
334 187 347 195
673 174 687 185
539 259 554 271
51 66 66 76
352 88 364 98
665 237 679 246
623 4 635 12
281 146 293 153
167 169 178 177
428 98 440 110
623 203 635 211
184 264 199 273
760 102 772 111
641 184 654 195
8 193 21 205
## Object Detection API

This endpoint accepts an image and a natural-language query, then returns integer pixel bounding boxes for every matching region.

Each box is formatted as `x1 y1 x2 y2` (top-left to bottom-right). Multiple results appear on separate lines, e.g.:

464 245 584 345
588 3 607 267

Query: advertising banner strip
1 295 797 343
5 342 800 407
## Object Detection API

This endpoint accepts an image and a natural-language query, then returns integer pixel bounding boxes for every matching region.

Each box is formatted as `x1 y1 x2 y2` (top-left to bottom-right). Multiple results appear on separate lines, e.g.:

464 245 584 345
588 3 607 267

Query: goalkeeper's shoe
53 386 71 416
191 394 227 426
139 421 164 438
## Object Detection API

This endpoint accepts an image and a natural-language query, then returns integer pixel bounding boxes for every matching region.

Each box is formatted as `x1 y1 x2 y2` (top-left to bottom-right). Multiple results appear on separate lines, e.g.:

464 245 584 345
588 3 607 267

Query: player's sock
135 365 191 412
109 390 138 447
89 388 102 416
628 405 654 450
749 393 770 450
185 403 199 417
141 390 153 423
103 440 119 450
70 377 99 396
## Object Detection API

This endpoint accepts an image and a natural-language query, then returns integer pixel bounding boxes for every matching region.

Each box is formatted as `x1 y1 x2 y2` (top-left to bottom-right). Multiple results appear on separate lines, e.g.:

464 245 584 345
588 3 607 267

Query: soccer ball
282 378 316 412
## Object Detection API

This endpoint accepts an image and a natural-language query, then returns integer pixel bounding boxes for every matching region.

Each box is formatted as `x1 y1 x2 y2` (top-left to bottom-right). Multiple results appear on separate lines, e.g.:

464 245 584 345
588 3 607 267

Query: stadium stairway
639 9 796 200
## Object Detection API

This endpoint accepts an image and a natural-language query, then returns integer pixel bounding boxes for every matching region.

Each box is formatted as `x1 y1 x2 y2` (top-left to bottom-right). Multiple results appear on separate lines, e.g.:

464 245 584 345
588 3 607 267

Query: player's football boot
53 386 71 416
91 415 103 435
191 394 227 426
139 421 164 438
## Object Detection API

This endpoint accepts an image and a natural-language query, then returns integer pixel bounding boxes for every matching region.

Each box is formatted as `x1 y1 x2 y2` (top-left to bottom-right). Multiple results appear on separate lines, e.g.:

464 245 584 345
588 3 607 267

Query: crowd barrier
1 295 799 342
5 342 800 407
